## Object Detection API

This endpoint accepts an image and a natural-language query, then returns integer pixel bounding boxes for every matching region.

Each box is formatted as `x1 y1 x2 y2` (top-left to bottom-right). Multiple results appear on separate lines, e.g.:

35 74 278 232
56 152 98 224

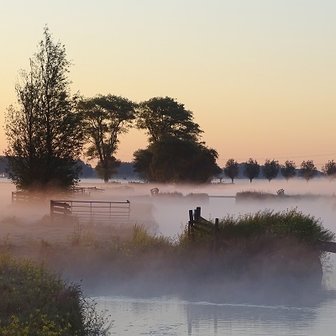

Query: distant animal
277 189 285 196
150 187 159 196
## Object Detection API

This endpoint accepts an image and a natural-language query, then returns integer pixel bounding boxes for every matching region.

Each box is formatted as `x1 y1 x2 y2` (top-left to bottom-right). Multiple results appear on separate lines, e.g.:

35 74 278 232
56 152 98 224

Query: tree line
4 28 336 191
223 158 336 183
5 28 220 191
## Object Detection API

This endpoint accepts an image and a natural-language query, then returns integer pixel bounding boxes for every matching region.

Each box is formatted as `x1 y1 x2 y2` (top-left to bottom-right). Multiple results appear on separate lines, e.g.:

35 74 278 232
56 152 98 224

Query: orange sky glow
1 0 336 168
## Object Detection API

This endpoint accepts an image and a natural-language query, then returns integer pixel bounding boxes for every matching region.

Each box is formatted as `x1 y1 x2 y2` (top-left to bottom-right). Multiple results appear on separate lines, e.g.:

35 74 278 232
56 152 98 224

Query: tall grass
214 209 334 244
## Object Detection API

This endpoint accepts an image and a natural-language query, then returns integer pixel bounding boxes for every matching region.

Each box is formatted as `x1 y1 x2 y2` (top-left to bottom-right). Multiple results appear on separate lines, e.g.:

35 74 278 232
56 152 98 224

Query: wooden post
195 207 201 221
214 218 219 252
188 209 194 238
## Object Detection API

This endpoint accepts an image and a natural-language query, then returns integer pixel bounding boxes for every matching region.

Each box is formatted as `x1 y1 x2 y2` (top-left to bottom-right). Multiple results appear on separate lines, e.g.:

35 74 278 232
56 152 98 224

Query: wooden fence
187 206 336 254
50 199 131 224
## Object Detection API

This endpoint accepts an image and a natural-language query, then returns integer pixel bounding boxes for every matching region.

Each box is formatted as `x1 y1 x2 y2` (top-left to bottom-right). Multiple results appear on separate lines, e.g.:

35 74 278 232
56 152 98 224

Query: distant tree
322 160 336 180
79 95 136 182
133 137 221 183
5 27 84 191
244 158 260 183
281 160 296 180
136 96 202 143
262 159 280 182
300 160 317 181
224 159 239 183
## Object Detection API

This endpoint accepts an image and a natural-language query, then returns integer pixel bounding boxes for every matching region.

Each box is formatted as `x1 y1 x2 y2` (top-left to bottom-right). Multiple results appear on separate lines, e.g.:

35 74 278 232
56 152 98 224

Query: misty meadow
1 1 336 335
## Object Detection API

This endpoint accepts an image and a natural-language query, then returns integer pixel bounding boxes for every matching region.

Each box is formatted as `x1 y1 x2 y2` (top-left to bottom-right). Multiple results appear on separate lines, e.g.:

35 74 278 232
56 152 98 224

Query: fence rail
50 199 131 224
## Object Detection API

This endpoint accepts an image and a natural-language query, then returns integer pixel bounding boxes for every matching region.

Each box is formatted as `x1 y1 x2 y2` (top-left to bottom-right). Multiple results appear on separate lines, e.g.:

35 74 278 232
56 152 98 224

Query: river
95 294 336 336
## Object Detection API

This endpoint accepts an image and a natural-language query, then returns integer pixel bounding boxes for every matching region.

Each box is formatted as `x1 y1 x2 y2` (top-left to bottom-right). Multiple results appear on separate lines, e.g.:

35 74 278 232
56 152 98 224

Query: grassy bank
0 254 107 336
1 209 334 303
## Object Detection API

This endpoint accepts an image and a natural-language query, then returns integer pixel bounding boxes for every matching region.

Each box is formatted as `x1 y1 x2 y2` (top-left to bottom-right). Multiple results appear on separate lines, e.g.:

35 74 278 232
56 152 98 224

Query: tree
79 95 136 182
262 159 280 182
133 137 221 183
244 158 260 183
5 27 84 191
136 96 202 143
322 160 336 180
224 159 239 183
281 160 296 180
300 160 317 181
134 97 220 183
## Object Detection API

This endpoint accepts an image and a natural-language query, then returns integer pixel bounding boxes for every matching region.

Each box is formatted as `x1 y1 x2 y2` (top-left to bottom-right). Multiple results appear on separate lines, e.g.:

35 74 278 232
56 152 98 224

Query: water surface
96 294 336 336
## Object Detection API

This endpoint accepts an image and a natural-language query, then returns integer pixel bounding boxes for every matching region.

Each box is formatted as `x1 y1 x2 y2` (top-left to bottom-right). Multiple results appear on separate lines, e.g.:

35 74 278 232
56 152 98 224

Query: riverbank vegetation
1 209 334 303
0 254 108 335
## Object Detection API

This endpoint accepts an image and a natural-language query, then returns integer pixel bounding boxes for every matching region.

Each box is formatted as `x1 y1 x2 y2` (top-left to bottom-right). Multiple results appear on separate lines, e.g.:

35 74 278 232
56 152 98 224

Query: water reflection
95 294 336 336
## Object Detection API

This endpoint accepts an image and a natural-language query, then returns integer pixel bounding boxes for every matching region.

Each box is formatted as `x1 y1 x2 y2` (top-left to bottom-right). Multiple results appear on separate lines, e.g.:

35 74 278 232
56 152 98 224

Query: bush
0 255 108 336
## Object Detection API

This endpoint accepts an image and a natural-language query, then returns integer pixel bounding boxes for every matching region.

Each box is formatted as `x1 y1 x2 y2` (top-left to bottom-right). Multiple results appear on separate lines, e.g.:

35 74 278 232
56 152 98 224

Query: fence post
195 207 201 221
214 218 219 252
188 209 194 238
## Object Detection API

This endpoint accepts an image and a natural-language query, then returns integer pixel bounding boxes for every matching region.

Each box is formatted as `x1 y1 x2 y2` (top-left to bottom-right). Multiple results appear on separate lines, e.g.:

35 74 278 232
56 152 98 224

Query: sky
0 0 335 167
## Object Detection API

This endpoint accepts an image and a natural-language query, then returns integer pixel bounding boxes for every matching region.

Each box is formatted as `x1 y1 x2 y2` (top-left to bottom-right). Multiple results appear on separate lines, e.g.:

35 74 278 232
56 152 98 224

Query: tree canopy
79 95 136 182
300 160 317 181
5 27 84 191
134 137 221 183
244 158 260 183
281 160 297 180
136 96 202 143
322 160 336 180
262 159 280 182
224 159 239 183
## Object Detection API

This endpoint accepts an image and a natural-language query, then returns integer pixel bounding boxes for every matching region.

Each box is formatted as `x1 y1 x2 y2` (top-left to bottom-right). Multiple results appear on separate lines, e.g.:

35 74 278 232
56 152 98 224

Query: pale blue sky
1 0 336 166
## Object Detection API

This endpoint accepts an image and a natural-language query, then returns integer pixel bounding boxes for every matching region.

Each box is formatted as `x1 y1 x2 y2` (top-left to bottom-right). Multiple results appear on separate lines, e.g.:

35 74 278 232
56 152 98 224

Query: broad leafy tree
262 159 280 182
300 160 317 181
79 95 136 182
133 137 221 183
5 27 84 191
244 158 260 183
281 160 296 180
134 97 220 183
136 96 202 143
322 160 336 180
224 159 239 183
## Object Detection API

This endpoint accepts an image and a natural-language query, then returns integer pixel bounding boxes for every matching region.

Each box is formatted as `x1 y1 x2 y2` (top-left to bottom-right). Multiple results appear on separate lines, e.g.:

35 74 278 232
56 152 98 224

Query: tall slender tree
79 95 136 182
5 27 84 191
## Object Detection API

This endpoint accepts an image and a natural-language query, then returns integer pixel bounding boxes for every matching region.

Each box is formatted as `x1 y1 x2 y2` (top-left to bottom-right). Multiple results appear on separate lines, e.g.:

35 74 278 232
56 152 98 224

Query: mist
1 177 336 304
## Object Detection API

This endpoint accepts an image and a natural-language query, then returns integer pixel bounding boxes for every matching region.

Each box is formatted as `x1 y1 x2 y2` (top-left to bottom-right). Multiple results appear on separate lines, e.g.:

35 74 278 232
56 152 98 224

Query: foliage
5 27 84 191
214 209 334 244
300 160 317 181
136 96 202 143
235 191 277 201
128 225 173 253
243 158 260 183
262 159 280 182
224 159 239 183
133 137 221 183
281 160 296 180
322 160 336 180
79 95 136 182
0 254 108 335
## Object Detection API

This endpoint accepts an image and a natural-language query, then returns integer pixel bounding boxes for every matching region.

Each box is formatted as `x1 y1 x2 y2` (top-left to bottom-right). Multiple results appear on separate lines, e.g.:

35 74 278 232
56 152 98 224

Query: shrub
0 254 108 336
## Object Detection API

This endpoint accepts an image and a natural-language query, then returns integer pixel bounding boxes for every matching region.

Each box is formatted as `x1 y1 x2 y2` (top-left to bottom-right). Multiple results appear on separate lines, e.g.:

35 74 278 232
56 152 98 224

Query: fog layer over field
1 177 336 296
